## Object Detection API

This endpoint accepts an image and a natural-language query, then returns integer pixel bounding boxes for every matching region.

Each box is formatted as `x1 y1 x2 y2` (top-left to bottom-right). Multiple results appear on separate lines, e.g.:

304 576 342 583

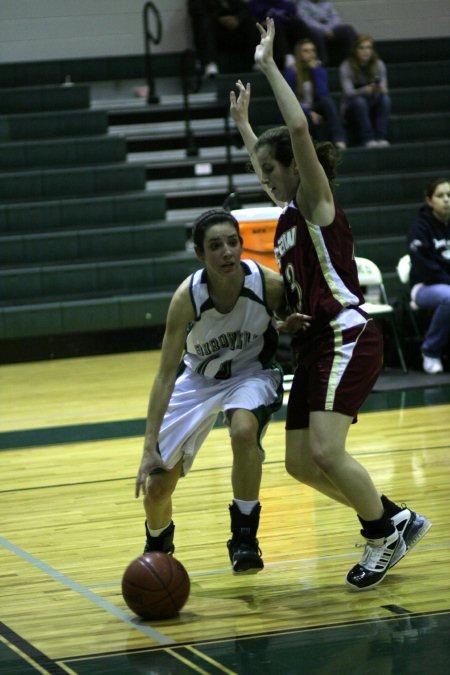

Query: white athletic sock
148 523 171 537
233 498 258 515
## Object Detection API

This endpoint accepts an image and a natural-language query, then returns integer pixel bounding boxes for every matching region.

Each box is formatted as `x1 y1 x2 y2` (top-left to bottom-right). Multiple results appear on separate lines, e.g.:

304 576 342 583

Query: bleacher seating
0 83 200 348
0 36 449 364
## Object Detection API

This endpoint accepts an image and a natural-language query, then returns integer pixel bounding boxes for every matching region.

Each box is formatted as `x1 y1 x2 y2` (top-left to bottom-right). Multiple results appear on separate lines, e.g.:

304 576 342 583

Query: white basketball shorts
157 366 282 476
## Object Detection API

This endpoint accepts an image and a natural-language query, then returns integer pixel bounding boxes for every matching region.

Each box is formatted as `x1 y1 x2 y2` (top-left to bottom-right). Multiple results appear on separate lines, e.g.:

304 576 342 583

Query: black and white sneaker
227 535 264 573
144 520 175 555
346 528 406 591
389 507 432 567
227 502 264 573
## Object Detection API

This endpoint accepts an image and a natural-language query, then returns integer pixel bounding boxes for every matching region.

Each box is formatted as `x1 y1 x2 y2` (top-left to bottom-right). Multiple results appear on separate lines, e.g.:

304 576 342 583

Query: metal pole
224 114 235 195
181 49 199 156
143 2 162 104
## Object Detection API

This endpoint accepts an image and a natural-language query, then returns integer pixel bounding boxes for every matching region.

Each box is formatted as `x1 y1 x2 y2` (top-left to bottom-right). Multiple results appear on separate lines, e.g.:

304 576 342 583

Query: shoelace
355 539 396 570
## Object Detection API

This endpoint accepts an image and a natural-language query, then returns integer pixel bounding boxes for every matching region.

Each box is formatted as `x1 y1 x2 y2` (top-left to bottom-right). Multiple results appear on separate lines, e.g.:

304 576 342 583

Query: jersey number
285 263 303 313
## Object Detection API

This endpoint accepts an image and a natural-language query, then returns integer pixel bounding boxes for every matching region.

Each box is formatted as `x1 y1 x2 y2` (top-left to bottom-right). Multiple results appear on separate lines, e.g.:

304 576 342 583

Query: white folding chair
396 254 423 338
396 254 411 286
355 256 408 372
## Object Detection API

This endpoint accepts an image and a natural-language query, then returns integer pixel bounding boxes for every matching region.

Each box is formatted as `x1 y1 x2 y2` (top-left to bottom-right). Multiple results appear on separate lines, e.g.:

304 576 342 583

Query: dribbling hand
277 312 312 333
135 448 166 498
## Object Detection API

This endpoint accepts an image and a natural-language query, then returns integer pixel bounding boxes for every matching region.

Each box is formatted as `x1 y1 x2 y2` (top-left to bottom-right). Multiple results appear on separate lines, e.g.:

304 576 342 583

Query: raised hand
255 17 275 69
229 79 251 126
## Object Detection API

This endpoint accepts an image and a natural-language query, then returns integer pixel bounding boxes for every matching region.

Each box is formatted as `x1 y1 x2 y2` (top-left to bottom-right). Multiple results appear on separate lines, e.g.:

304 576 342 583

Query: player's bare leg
143 459 182 554
227 409 264 573
286 412 405 590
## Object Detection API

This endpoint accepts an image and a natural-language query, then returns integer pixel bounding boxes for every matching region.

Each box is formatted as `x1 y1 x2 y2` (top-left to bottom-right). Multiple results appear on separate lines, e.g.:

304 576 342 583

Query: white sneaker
377 139 390 147
364 140 379 148
390 507 432 567
422 355 443 374
205 62 219 78
346 528 405 591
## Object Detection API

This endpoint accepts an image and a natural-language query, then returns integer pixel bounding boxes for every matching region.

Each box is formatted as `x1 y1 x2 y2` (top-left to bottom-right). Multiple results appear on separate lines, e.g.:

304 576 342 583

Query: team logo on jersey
194 331 257 356
274 226 297 266
433 237 450 259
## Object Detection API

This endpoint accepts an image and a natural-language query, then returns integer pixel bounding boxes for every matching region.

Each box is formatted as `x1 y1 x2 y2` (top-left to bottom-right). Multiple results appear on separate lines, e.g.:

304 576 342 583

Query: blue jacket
284 64 329 111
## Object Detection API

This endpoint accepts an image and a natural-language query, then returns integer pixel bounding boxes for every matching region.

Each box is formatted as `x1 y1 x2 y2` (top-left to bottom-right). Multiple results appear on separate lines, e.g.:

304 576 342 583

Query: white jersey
183 259 279 379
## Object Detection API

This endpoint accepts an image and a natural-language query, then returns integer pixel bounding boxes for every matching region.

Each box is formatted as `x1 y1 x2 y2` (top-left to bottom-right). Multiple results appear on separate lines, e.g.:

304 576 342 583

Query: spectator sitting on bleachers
295 0 357 66
339 34 391 148
284 38 346 149
249 0 313 70
408 177 450 374
187 0 259 78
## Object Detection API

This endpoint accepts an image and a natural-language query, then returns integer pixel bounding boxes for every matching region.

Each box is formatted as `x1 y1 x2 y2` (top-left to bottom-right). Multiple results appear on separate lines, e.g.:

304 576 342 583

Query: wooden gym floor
1 350 450 675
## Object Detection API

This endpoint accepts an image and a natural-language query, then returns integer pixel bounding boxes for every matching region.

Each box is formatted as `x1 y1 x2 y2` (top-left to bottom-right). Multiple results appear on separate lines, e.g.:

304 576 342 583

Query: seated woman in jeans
284 38 346 149
339 35 390 148
408 177 450 374
295 0 358 66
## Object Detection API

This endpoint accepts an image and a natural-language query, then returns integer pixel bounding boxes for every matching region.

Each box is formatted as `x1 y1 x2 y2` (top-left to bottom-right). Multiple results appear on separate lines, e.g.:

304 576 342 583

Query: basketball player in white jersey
135 208 310 572
230 18 431 590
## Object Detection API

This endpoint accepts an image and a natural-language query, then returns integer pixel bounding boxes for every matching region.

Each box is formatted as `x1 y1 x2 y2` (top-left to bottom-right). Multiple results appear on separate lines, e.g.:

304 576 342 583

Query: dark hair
192 208 242 251
424 176 449 200
254 126 340 185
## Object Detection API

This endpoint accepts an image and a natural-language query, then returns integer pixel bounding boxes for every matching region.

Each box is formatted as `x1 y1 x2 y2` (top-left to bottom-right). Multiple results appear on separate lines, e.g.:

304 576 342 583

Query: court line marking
0 635 51 675
57 664 78 675
165 647 213 674
86 540 447 587
0 535 175 646
0 622 75 675
1 441 448 495
186 645 237 674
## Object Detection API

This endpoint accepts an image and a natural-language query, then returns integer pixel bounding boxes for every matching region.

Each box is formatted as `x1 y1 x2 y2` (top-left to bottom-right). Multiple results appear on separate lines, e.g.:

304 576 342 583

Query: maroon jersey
274 199 365 333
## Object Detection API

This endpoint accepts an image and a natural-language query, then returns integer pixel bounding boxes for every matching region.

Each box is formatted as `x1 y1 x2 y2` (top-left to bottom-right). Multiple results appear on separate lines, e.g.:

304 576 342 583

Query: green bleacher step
346 203 420 237
0 291 175 339
0 192 166 234
0 136 127 171
388 112 450 142
246 98 450 145
0 221 187 265
216 61 450 101
376 37 450 63
339 140 450 174
0 109 108 142
0 252 201 302
0 84 90 115
355 236 408 272
0 39 448 88
335 170 441 207
0 164 146 202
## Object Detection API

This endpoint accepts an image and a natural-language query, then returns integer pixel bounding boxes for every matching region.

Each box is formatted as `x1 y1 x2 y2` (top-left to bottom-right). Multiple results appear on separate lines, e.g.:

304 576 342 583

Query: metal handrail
180 49 201 156
223 113 237 197
143 1 162 104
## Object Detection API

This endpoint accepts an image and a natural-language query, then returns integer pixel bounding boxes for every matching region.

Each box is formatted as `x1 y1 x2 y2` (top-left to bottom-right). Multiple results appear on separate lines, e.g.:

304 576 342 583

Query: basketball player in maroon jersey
230 17 431 590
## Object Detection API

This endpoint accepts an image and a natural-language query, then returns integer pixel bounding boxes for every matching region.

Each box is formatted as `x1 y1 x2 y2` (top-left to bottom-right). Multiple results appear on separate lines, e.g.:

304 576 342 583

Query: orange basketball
122 551 190 620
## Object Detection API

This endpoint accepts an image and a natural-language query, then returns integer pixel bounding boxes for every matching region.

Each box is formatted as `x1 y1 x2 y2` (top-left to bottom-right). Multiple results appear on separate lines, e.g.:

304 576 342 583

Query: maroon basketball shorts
286 319 383 429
